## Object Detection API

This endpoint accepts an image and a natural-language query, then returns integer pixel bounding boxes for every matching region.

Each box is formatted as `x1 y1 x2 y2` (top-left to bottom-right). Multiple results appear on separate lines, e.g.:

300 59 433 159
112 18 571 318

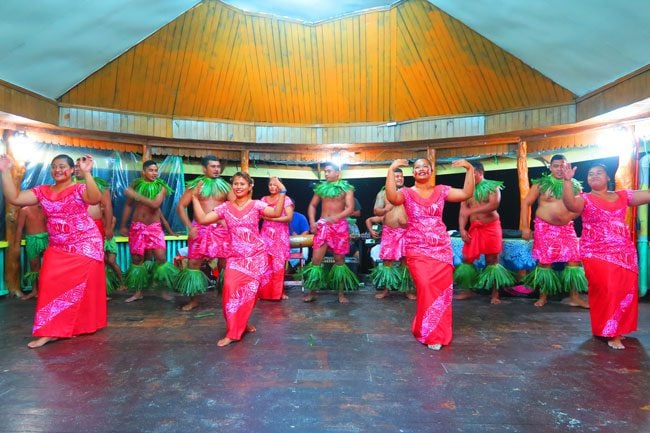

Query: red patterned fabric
312 218 350 255
407 256 453 346
379 225 405 261
531 218 580 264
128 221 166 255
33 249 106 337
461 219 503 263
583 258 637 337
213 200 269 340
259 196 293 300
401 186 453 265
187 221 230 260
30 183 106 338
579 190 638 338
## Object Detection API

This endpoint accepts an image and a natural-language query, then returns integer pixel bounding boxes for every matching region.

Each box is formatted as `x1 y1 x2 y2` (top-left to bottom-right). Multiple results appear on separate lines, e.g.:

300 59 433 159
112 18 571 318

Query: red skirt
222 259 260 341
406 256 454 346
33 248 107 338
583 258 638 337
258 253 285 300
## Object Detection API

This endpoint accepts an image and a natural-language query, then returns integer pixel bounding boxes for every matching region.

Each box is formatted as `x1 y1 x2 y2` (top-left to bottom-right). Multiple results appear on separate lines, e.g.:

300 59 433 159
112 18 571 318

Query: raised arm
386 159 408 205
78 155 101 205
561 162 584 213
262 178 288 218
124 188 166 209
0 155 37 206
446 159 475 202
191 195 220 225
629 190 650 207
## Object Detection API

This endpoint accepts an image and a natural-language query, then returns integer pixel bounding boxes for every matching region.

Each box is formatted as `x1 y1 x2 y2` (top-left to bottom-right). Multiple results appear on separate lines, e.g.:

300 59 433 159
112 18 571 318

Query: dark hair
143 160 158 170
470 161 484 173
588 164 609 174
323 162 341 171
232 171 253 186
550 154 566 163
51 154 74 168
201 155 219 167
393 168 403 174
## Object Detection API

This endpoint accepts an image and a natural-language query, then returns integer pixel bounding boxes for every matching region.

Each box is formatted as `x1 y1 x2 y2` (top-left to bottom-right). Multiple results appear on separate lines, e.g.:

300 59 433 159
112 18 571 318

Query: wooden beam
241 150 249 173
517 141 530 231
427 147 436 185
0 80 59 125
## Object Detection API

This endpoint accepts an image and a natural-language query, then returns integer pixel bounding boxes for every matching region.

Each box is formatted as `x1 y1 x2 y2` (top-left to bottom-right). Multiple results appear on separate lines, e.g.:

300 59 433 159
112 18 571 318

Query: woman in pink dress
385 158 474 350
0 153 106 348
562 163 650 349
192 172 287 347
259 177 294 300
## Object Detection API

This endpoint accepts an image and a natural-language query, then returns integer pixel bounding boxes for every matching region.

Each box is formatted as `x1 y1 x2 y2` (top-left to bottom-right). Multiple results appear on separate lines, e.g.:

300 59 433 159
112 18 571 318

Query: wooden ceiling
60 0 574 125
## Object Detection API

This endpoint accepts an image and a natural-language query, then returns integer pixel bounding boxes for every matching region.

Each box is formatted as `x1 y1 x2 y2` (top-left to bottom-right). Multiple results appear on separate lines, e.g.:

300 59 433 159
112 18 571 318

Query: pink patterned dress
401 185 454 347
213 200 270 341
580 190 638 338
259 195 294 300
31 184 106 338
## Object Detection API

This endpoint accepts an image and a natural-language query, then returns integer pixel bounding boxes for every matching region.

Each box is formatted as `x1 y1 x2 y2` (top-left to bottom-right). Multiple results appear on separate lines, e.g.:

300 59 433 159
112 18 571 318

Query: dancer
520 154 589 308
192 173 287 346
175 155 231 311
0 154 106 348
15 204 48 300
302 162 358 303
370 168 414 300
454 161 515 304
119 160 178 302
562 163 650 349
385 158 474 350
259 177 294 300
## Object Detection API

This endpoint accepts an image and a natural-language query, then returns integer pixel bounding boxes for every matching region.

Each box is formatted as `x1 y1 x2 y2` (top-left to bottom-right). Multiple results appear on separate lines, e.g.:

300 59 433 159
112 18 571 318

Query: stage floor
1 287 649 433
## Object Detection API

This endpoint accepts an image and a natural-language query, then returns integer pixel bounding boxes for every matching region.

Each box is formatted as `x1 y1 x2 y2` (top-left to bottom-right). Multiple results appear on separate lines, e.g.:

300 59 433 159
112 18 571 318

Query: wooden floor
1 286 649 433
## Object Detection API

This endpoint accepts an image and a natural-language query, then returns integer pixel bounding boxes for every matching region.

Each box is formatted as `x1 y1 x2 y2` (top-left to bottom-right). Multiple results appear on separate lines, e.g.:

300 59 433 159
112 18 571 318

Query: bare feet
303 293 316 302
375 289 389 299
116 285 128 293
217 337 234 347
564 293 590 309
490 289 501 305
125 292 143 303
161 291 174 301
27 337 58 349
405 291 417 300
20 291 37 301
338 293 349 304
607 337 625 350
428 343 442 351
454 290 475 300
281 294 289 300
246 325 256 333
181 298 200 311
534 293 548 308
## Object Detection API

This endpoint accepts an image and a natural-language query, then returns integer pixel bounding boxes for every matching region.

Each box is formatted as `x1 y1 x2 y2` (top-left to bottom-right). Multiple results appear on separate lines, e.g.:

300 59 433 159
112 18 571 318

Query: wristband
279 189 287 194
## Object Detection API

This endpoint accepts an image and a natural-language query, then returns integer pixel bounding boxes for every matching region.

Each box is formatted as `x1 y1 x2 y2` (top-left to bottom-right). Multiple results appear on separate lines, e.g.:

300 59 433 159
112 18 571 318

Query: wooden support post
427 147 436 185
142 144 151 162
4 148 25 297
241 150 249 173
517 141 530 232
615 129 637 236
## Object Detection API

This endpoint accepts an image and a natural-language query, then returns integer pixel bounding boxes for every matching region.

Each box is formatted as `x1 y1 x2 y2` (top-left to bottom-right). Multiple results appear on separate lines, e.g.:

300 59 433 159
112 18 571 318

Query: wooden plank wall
59 0 574 125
